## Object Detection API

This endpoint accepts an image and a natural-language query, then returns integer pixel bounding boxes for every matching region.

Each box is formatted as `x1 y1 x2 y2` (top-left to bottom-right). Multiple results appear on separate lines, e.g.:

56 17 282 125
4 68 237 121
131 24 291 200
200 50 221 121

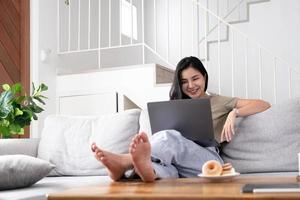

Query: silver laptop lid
147 98 218 147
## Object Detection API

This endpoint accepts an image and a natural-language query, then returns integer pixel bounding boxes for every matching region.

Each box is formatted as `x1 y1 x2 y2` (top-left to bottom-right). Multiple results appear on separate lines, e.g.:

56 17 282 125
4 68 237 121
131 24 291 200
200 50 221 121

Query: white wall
31 0 58 138
144 0 198 67
234 0 300 70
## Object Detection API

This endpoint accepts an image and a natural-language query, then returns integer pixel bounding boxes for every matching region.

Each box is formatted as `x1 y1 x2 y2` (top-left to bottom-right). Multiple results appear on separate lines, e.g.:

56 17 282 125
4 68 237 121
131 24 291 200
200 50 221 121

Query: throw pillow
0 155 54 190
37 109 141 176
138 109 152 137
221 98 300 173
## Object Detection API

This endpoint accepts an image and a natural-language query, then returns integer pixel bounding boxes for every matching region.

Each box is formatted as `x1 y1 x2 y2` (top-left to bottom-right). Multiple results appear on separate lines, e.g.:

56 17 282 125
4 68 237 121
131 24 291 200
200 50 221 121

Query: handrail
143 43 175 69
195 0 299 74
198 0 246 44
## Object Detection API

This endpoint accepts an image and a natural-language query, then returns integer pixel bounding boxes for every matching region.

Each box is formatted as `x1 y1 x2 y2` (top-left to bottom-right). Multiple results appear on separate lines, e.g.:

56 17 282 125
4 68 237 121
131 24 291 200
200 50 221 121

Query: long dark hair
169 56 208 100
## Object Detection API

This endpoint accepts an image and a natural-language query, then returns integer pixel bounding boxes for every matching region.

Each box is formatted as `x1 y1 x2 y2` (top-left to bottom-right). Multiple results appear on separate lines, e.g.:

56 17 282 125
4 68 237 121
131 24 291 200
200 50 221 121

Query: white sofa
1 98 300 200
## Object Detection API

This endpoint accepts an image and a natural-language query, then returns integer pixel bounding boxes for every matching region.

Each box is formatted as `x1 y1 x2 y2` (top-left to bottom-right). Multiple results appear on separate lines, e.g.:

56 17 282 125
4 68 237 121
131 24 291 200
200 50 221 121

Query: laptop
147 98 218 147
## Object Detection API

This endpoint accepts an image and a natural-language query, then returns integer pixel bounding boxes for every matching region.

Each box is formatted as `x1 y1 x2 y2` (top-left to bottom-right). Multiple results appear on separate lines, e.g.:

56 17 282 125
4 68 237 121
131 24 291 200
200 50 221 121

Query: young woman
91 56 270 182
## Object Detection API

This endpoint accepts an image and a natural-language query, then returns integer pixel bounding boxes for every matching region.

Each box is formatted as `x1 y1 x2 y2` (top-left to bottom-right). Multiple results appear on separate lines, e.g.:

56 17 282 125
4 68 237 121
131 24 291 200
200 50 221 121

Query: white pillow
138 109 152 137
37 109 141 176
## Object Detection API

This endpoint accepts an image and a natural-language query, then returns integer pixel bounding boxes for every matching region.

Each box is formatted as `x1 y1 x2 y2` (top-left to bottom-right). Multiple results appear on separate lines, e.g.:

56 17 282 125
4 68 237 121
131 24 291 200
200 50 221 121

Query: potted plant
0 83 48 138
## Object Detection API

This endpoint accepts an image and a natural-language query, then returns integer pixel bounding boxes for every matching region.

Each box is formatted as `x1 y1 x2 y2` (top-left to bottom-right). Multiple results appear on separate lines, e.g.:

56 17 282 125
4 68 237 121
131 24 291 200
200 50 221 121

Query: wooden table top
48 175 300 200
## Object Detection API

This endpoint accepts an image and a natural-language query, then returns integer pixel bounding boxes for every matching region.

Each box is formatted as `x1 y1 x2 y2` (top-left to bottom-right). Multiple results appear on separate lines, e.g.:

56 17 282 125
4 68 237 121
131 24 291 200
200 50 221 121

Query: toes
130 143 136 149
132 134 141 145
139 132 149 142
129 147 135 154
95 149 104 157
91 142 97 152
100 156 107 162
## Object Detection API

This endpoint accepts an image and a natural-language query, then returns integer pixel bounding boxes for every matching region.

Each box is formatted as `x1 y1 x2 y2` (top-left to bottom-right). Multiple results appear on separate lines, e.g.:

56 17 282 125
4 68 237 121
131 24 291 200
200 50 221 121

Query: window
121 0 137 40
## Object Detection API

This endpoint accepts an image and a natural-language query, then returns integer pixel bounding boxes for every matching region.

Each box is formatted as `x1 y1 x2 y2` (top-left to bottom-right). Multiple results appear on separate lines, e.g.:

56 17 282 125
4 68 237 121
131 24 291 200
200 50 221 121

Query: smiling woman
90 56 270 183
180 67 206 99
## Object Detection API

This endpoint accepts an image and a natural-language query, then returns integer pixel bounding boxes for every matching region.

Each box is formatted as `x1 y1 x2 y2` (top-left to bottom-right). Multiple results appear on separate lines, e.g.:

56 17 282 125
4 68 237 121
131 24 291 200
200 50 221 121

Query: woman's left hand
221 110 237 142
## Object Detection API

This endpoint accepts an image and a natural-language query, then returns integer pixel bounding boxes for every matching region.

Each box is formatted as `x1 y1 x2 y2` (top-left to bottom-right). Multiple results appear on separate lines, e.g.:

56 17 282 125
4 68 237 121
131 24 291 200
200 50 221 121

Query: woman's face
180 66 206 99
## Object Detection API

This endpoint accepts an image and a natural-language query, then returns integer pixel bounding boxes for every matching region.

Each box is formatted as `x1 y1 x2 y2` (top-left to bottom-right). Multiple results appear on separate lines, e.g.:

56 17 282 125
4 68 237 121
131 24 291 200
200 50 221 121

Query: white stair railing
57 0 300 104
198 0 253 45
57 0 145 69
195 1 300 103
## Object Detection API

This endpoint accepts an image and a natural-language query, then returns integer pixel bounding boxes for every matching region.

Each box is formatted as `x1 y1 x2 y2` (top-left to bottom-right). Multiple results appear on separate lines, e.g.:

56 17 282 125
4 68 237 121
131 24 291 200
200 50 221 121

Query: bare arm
221 99 271 142
234 98 271 117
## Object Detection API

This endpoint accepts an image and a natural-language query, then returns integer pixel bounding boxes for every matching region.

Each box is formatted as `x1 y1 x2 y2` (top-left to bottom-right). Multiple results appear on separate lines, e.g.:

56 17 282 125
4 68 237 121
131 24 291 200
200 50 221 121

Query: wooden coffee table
48 175 300 200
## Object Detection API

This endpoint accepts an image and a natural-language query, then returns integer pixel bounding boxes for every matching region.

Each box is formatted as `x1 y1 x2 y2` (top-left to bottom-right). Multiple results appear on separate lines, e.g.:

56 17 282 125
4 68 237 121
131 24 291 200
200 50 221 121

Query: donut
222 163 232 171
202 160 223 176
221 167 235 175
221 163 235 175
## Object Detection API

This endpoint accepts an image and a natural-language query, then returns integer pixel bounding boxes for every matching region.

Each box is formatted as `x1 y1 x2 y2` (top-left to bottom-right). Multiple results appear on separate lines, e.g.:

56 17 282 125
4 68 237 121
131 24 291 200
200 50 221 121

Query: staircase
56 0 300 109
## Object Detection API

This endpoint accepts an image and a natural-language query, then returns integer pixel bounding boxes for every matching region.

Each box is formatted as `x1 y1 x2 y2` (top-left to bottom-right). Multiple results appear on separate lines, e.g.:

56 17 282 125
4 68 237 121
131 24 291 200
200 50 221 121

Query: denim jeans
149 130 223 179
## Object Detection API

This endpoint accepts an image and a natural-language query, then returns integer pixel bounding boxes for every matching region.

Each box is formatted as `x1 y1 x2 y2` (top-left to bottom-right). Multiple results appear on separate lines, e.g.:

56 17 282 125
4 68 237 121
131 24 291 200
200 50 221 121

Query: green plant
0 83 48 138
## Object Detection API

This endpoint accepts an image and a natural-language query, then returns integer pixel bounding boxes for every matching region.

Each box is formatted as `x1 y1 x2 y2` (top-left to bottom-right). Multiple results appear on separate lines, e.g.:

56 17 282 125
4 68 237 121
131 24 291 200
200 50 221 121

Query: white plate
197 172 240 181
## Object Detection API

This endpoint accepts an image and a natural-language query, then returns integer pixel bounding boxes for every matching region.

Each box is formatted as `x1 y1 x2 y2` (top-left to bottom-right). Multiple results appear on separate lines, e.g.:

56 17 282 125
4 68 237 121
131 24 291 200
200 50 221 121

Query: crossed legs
91 132 156 182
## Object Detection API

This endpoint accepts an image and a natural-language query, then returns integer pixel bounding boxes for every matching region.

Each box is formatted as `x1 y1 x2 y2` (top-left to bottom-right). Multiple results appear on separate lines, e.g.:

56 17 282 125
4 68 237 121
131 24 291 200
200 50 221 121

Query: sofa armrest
0 138 40 157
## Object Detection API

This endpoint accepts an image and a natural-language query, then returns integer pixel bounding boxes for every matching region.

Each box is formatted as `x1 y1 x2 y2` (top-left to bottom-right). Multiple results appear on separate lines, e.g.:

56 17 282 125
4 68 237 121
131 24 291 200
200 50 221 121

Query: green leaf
0 91 14 118
40 83 48 92
9 123 21 133
11 83 22 94
0 126 10 138
33 96 45 105
32 112 38 120
15 96 26 104
18 128 24 135
0 119 10 127
2 84 10 91
37 95 48 99
32 82 35 92
32 105 44 113
14 110 32 127
15 108 23 116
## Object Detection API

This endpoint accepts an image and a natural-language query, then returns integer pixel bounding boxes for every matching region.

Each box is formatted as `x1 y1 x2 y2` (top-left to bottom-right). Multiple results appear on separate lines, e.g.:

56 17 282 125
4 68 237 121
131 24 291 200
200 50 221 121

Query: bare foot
91 143 132 181
129 132 156 182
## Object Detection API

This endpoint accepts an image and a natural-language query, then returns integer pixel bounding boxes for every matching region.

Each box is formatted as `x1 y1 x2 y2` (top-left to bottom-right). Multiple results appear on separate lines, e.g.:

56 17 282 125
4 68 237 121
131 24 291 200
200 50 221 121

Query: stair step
155 64 174 84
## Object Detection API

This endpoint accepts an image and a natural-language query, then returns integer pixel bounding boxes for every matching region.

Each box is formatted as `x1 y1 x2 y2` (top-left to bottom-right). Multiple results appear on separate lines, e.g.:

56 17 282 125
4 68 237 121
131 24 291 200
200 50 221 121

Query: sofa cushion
0 138 40 157
0 155 54 190
37 109 141 176
139 109 152 137
221 98 300 173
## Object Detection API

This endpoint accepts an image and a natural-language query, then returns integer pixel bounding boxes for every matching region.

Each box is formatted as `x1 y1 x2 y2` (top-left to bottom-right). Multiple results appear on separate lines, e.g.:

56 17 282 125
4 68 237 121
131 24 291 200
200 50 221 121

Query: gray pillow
0 155 54 190
221 98 300 173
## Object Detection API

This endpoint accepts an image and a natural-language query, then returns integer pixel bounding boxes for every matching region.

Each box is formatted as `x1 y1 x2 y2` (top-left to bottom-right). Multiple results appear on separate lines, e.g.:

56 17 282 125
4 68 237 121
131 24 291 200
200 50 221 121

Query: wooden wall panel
0 41 19 82
0 62 13 86
0 0 30 138
2 0 20 31
20 0 30 95
0 1 20 49
0 22 20 67
12 0 20 13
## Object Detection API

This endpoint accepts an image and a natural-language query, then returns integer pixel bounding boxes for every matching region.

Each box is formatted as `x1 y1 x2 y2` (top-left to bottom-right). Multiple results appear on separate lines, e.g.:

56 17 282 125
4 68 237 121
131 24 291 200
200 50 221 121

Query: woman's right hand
221 110 237 142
